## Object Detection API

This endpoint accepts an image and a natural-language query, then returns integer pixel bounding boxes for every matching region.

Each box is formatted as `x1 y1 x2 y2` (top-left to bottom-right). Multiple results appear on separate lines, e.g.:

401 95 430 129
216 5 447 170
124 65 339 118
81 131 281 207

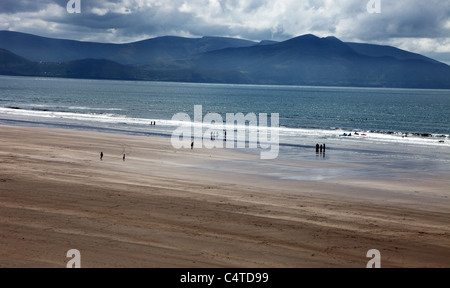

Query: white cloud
0 3 67 35
388 38 450 54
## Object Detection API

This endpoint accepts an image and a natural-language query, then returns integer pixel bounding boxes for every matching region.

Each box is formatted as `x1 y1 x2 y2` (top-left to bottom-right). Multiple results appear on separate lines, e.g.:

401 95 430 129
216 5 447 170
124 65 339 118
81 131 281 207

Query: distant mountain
143 34 450 88
0 31 256 65
54 58 146 80
1 31 449 88
0 49 145 80
346 42 441 64
0 48 39 76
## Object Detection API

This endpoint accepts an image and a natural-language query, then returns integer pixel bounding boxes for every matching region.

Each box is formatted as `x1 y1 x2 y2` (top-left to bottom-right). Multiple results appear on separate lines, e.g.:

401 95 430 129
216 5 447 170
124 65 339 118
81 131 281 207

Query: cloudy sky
1 0 449 64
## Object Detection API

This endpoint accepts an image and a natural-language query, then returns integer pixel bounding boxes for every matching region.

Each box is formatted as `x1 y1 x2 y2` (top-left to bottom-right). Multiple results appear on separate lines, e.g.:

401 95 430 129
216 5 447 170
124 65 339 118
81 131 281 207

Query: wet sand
0 125 449 267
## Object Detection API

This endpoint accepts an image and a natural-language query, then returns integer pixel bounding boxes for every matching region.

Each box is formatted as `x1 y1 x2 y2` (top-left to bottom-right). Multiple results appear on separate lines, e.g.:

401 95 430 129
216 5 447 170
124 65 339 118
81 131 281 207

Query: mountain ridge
0 31 257 64
141 34 450 88
0 31 449 89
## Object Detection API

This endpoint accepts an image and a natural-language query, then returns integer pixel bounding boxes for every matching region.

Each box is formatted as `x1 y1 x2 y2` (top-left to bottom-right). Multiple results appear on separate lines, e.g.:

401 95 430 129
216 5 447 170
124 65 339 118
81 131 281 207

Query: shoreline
1 104 449 150
1 124 449 267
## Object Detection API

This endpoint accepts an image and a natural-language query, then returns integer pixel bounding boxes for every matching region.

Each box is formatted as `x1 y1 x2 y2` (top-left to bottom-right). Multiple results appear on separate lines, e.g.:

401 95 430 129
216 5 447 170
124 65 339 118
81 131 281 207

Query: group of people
100 152 126 161
191 130 228 150
150 121 156 125
315 143 326 153
210 131 227 141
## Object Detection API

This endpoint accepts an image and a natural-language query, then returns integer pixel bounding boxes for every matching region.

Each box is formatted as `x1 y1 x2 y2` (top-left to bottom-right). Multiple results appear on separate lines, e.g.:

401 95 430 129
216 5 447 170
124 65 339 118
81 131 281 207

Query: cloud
341 0 450 41
0 0 60 14
1 0 449 63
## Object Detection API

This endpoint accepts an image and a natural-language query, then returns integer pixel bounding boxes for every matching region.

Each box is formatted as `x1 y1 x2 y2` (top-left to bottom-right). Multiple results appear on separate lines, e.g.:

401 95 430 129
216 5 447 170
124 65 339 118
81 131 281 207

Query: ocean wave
1 106 123 122
4 104 122 113
67 106 123 111
1 106 448 148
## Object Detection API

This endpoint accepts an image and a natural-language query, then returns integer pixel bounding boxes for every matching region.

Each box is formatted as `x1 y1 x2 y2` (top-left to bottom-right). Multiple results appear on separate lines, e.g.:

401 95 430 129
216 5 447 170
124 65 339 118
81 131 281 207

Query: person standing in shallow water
123 154 126 162
100 152 103 160
316 144 319 153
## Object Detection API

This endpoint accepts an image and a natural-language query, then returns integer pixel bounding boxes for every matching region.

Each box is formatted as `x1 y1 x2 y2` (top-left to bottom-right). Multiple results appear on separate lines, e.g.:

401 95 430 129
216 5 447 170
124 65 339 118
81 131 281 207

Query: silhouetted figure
323 144 326 152
191 141 194 149
224 131 227 142
123 154 126 162
100 152 103 161
320 144 323 153
316 144 319 153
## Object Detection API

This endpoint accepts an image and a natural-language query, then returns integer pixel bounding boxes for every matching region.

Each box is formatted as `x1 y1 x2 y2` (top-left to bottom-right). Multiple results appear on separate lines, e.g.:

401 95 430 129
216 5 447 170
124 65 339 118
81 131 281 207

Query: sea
1 75 449 178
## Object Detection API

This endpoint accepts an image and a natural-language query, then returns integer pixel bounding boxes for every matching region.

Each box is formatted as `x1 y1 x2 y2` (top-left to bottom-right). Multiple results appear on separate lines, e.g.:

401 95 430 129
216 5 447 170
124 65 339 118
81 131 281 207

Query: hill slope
0 49 145 80
0 31 256 65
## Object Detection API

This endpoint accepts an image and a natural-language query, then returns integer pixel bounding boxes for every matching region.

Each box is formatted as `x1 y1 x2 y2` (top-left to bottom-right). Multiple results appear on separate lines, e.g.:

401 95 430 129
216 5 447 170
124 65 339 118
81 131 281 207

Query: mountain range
0 31 449 88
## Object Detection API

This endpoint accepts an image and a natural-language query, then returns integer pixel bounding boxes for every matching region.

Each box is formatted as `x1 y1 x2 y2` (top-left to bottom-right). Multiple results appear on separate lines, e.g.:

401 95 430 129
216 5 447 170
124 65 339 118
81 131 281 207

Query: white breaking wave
0 106 448 148
67 106 123 111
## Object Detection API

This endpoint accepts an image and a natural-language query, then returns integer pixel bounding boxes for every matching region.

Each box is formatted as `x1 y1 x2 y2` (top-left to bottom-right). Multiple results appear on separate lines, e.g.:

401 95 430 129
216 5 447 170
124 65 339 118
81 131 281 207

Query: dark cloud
1 0 449 63
352 1 450 40
0 0 60 13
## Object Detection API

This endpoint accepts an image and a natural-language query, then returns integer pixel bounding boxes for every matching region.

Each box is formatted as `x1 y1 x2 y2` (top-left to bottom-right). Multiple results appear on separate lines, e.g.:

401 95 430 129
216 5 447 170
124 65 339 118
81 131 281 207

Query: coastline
0 124 449 267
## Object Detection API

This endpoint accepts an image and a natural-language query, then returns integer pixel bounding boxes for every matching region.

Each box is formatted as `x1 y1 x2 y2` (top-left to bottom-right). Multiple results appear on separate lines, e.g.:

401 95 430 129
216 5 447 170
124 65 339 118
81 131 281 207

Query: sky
1 0 449 64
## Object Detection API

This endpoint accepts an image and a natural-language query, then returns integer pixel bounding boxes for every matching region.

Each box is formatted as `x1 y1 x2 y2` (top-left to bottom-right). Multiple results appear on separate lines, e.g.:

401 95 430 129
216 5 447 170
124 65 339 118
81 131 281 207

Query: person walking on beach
100 152 103 161
191 141 194 149
123 154 126 162
316 144 319 153
323 144 326 152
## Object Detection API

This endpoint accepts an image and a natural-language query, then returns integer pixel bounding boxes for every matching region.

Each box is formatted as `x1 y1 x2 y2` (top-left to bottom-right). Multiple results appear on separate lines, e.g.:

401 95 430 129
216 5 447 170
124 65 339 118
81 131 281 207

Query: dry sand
0 125 449 267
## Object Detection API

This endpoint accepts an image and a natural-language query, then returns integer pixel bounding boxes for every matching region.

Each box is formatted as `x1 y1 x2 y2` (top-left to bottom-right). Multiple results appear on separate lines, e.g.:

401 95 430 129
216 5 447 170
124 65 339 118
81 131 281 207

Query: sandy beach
0 124 449 268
